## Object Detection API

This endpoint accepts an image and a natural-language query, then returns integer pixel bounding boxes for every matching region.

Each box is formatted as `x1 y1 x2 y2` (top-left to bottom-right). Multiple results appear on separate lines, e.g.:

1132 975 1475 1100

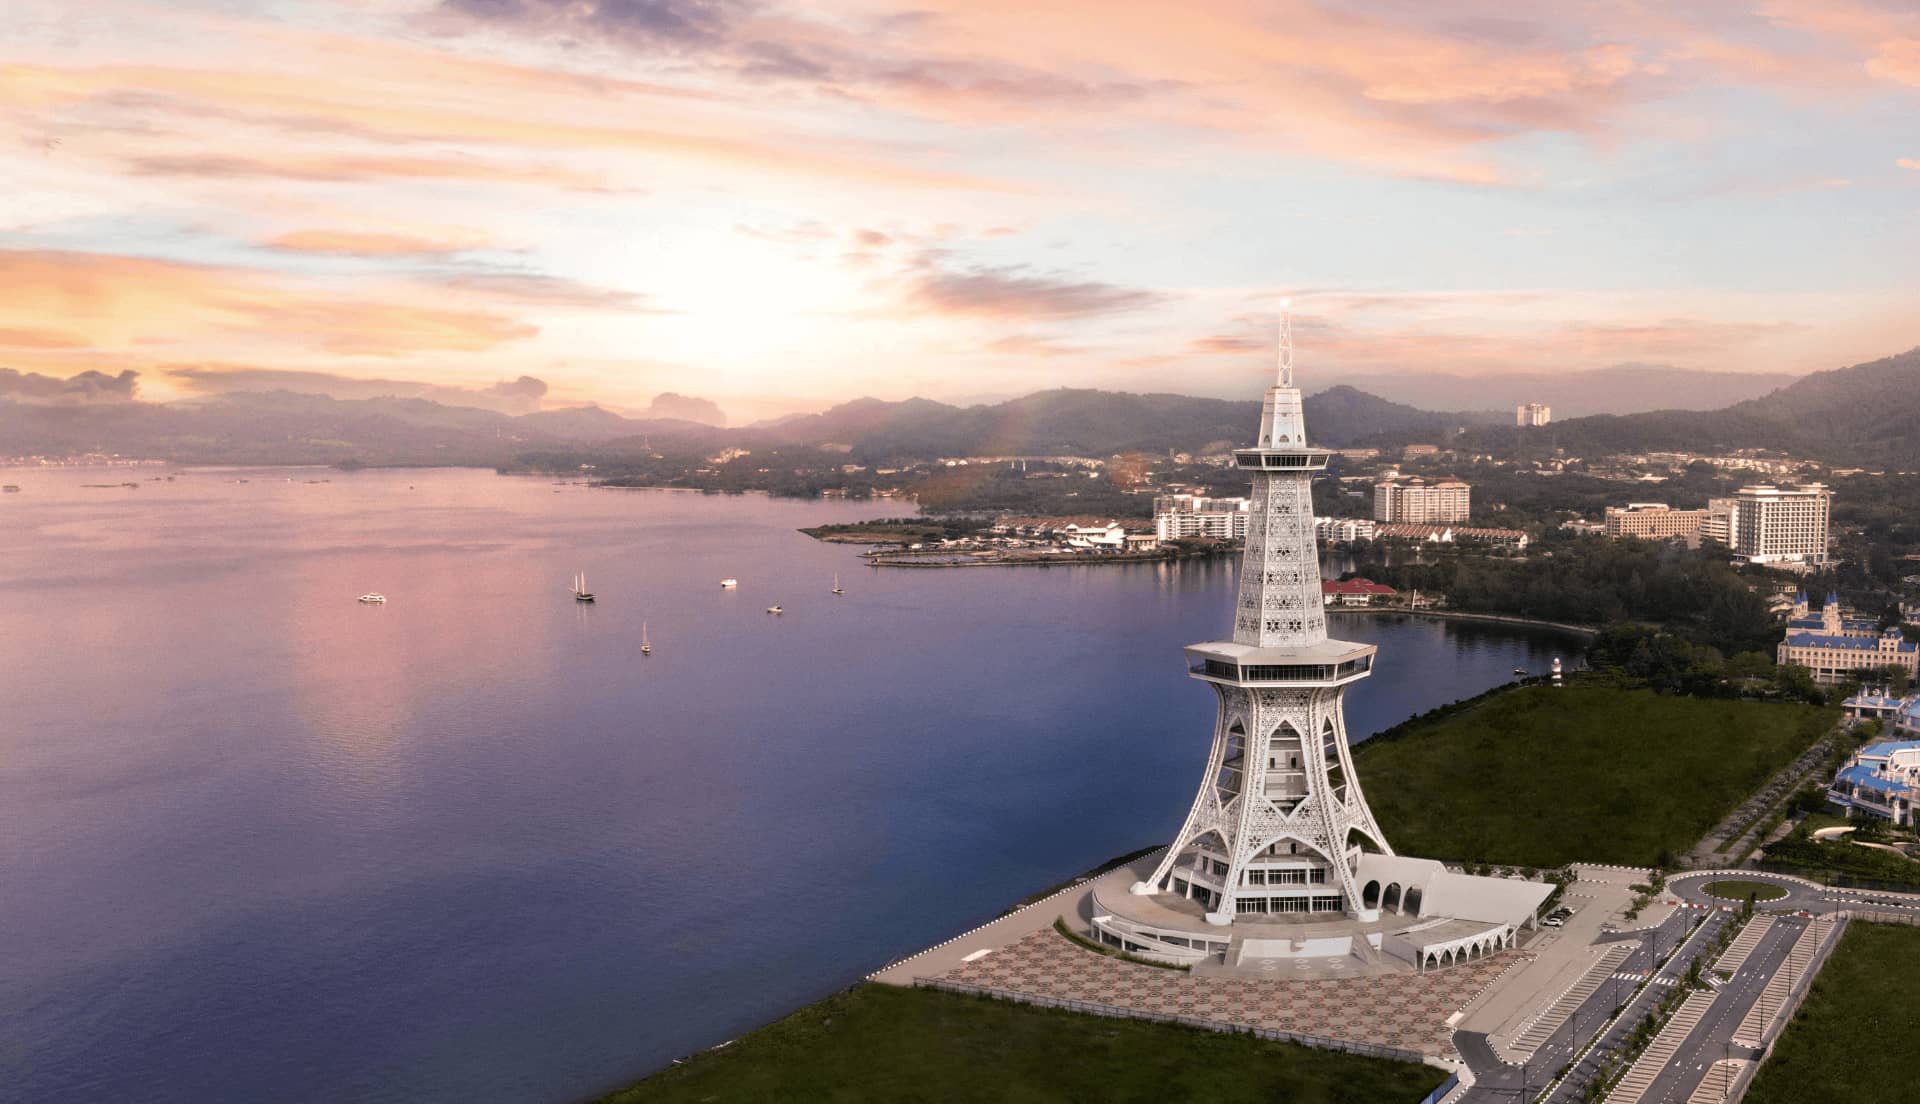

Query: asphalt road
1450 871 1918 1102
1629 916 1809 1104
1453 907 1700 1103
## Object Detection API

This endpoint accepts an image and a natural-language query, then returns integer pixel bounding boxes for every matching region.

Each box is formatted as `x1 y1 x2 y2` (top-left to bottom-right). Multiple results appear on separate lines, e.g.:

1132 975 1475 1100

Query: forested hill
1455 348 1920 467
0 382 1494 465
745 385 1495 460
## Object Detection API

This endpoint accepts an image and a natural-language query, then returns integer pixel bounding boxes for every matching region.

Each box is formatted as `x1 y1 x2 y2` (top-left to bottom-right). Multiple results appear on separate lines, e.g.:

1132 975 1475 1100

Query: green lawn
1744 922 1920 1104
1353 686 1834 868
602 984 1445 1104
1761 834 1920 890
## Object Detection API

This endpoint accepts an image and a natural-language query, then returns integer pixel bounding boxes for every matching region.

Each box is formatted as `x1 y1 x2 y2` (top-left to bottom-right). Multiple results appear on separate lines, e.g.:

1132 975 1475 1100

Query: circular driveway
1668 870 1920 916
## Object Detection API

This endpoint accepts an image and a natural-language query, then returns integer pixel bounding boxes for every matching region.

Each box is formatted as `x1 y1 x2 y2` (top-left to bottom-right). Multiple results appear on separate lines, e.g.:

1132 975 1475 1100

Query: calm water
0 467 1584 1104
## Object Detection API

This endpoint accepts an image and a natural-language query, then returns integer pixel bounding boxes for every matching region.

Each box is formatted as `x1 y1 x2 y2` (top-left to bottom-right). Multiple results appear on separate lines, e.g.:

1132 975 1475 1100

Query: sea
0 466 1586 1103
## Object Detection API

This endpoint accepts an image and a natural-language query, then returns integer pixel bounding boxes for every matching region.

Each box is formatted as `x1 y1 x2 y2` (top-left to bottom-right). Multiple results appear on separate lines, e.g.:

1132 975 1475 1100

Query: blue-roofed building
1841 689 1906 722
1828 740 1920 826
1777 593 1919 685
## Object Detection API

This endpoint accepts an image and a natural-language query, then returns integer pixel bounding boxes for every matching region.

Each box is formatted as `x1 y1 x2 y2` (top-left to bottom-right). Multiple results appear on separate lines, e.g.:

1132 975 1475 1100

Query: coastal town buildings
1515 403 1552 427
1153 493 1251 542
1724 483 1832 566
1777 591 1918 685
1372 523 1529 550
1093 310 1550 972
1373 476 1471 524
1604 503 1705 545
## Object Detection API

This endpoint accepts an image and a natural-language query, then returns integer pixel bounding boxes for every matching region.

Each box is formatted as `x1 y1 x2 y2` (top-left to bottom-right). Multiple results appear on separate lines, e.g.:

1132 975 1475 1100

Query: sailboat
572 573 595 603
640 621 652 655
832 573 844 596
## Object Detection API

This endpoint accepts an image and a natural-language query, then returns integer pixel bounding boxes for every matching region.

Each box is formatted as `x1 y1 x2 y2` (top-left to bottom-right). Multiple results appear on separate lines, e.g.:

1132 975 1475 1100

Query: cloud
266 230 491 257
167 365 551 413
435 272 662 310
986 334 1087 358
0 327 90 350
122 152 610 190
6 52 1011 194
904 254 1163 319
429 0 1681 185
0 367 140 404
441 0 744 51
0 249 538 359
1188 334 1266 355
1869 38 1920 84
1900 158 1920 170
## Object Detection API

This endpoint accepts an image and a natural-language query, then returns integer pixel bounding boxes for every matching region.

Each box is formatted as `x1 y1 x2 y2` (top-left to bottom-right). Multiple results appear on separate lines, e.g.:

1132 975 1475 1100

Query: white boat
572 573 595 603
719 578 738 589
766 605 783 614
831 573 844 596
640 621 652 655
358 593 386 604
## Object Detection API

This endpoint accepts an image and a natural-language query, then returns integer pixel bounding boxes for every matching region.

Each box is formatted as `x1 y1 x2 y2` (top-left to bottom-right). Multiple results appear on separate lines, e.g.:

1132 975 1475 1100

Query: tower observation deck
1133 304 1392 925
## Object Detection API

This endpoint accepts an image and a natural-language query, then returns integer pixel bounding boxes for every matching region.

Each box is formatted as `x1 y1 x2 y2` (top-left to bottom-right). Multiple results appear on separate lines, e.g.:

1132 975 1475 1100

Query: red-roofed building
1321 578 1398 606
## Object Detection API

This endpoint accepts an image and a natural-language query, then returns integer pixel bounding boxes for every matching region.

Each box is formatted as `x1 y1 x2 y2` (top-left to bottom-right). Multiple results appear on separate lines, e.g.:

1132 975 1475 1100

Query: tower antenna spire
1276 297 1294 388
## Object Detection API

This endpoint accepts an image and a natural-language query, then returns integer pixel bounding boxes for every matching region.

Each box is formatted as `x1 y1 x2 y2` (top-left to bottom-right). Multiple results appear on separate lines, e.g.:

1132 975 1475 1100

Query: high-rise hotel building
1727 483 1831 566
1373 477 1471 524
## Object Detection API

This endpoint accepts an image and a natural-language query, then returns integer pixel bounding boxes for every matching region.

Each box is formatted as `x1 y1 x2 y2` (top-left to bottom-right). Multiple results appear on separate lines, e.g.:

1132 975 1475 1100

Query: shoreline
1328 607 1598 637
862 547 1232 568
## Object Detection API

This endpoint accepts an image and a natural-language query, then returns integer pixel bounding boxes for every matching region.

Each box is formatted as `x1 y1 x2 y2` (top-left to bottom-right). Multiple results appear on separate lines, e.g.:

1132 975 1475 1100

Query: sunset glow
5 0 1919 418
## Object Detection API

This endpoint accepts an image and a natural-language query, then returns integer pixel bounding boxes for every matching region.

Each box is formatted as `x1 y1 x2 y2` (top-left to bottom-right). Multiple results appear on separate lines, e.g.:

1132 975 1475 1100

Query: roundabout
1700 878 1789 903
1667 870 1834 912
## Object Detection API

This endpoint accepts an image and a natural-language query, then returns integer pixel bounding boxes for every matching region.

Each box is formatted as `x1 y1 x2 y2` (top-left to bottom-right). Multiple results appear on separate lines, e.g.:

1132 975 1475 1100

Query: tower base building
1091 308 1551 973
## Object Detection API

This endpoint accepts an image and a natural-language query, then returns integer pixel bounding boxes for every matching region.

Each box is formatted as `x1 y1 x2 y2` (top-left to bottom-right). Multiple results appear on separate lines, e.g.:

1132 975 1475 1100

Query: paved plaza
928 925 1521 1056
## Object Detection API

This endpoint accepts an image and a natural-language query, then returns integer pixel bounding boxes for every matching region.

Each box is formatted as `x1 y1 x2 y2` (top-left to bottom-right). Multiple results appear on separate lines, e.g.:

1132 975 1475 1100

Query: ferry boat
358 593 386 604
640 622 652 655
572 573 595 603
719 578 738 589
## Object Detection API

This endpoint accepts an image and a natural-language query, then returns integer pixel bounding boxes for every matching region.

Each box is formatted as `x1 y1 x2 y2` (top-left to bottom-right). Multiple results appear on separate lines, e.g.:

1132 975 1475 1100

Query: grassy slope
1744 922 1920 1104
604 984 1444 1104
1353 685 1834 868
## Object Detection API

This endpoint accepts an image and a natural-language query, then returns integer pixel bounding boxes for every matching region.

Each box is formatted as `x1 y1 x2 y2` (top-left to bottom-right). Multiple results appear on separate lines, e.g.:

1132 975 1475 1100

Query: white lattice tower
1134 302 1393 925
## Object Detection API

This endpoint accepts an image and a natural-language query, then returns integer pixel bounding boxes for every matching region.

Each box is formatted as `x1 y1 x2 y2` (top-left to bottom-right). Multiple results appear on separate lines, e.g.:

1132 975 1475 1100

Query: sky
3 0 1919 422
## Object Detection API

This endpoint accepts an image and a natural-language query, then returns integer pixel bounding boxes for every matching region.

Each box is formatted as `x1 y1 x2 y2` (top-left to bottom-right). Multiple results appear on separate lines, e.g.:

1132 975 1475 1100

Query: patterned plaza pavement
932 928 1525 1057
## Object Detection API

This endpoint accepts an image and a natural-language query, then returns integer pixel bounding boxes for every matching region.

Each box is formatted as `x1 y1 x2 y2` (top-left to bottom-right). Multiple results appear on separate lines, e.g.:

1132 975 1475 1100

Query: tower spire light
1276 298 1294 388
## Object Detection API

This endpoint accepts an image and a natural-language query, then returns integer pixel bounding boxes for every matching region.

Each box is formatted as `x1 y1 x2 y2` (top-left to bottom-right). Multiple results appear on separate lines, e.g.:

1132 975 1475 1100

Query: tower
1133 303 1393 925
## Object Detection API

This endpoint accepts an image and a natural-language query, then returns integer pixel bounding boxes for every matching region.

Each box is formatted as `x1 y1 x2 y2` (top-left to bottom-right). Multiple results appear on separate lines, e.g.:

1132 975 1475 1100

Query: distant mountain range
1322 367 1794 418
4 349 1916 468
1457 348 1920 468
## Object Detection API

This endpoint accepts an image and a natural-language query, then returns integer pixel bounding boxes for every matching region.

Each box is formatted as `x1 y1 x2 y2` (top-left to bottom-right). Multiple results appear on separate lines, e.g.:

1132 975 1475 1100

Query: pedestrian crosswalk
1610 971 1672 987
1506 944 1634 1059
1605 991 1717 1104
1712 917 1774 977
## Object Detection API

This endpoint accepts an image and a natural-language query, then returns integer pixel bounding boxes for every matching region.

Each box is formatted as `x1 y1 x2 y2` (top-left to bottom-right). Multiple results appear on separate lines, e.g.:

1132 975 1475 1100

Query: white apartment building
1153 493 1251 541
1515 403 1552 427
1724 484 1831 565
1315 517 1377 543
1373 477 1471 524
